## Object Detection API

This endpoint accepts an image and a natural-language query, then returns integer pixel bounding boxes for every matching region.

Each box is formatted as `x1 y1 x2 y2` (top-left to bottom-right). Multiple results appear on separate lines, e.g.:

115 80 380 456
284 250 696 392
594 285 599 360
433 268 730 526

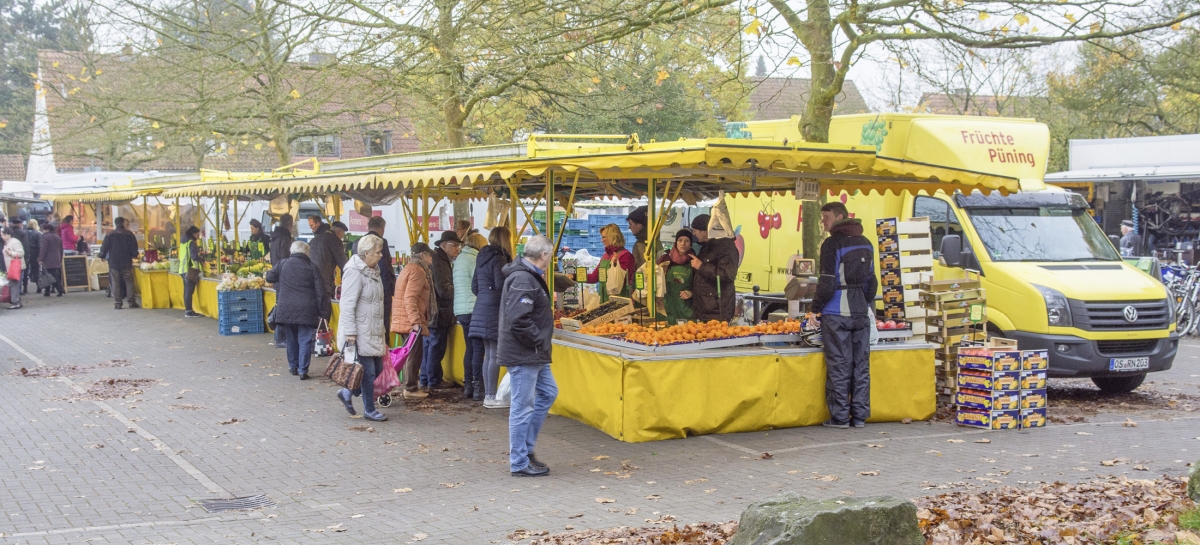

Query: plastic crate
567 218 588 231
219 298 264 315
217 289 263 304
219 309 264 325
587 214 625 229
561 235 590 250
219 320 266 336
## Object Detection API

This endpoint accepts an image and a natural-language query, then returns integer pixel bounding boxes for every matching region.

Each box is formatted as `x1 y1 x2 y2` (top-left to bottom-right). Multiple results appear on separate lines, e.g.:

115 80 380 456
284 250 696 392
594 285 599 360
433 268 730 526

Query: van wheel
1091 374 1146 394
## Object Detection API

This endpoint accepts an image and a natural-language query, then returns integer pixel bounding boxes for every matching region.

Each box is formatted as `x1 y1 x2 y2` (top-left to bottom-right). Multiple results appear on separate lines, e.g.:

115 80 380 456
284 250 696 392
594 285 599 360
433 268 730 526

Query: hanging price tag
635 271 645 290
598 267 608 283
969 303 984 323
575 266 587 282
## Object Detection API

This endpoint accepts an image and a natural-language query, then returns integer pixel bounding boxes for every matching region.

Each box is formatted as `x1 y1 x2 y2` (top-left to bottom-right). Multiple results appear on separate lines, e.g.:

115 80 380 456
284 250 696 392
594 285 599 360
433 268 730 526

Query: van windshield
965 207 1120 262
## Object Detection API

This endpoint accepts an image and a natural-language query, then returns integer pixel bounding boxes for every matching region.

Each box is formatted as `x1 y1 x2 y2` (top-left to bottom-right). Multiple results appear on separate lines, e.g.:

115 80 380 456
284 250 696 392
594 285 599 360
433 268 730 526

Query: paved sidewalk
0 292 1197 543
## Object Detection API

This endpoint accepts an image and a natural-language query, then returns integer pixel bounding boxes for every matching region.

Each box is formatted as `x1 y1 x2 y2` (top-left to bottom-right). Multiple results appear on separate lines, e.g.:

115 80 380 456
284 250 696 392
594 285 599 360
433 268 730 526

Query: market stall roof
157 135 1020 200
1045 164 1200 183
1047 133 1200 183
39 172 201 203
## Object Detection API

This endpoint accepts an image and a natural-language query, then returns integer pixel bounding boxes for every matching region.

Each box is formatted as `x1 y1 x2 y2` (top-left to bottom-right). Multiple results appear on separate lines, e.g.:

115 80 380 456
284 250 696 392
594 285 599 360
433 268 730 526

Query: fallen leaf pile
917 475 1194 544
54 378 157 401
530 522 737 545
12 359 131 378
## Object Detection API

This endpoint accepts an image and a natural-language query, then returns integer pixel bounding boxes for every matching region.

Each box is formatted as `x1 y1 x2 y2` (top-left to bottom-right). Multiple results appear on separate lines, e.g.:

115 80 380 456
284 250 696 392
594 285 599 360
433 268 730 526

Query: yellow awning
39 188 162 204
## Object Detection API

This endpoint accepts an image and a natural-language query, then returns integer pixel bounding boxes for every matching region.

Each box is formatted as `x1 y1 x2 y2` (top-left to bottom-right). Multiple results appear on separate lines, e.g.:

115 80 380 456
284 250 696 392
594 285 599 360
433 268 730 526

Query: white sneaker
483 396 509 409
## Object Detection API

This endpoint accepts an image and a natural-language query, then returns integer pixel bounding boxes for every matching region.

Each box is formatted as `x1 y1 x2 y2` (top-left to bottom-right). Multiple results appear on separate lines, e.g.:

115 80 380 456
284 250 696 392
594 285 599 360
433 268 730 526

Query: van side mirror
940 235 964 268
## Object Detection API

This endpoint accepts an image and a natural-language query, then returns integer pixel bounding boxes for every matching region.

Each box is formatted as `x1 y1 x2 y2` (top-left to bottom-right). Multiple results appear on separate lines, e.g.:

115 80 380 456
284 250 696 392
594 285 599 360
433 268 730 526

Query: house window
364 131 392 156
292 135 340 157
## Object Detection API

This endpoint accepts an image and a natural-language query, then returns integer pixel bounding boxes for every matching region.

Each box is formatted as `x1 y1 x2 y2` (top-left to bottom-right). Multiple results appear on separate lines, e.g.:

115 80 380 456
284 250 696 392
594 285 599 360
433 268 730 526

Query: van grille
1068 299 1169 331
1096 339 1158 356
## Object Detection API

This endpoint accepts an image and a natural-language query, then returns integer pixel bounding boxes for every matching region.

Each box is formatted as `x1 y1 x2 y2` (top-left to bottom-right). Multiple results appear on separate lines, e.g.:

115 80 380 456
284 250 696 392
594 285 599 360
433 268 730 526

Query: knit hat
626 205 648 226
411 242 434 256
690 214 710 231
675 229 696 244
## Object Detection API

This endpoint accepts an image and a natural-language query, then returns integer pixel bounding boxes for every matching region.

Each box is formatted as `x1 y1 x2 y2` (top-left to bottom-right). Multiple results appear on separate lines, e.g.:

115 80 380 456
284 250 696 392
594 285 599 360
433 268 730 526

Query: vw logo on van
1123 306 1139 323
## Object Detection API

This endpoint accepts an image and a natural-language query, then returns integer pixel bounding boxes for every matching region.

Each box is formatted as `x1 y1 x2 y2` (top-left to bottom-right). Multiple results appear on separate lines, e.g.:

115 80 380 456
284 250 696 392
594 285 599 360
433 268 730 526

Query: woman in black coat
469 226 512 408
264 240 331 378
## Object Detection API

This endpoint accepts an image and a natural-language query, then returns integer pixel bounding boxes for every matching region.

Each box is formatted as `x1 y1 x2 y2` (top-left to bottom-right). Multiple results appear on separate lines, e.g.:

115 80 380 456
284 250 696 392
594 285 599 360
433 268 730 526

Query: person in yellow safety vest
177 226 204 318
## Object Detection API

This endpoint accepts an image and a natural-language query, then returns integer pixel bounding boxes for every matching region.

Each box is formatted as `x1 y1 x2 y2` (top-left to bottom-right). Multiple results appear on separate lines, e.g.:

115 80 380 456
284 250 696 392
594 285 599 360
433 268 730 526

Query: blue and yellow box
955 388 1020 411
957 369 1021 392
1019 389 1047 409
1019 370 1047 390
1020 407 1047 428
1021 349 1049 370
956 408 1020 430
958 347 1022 372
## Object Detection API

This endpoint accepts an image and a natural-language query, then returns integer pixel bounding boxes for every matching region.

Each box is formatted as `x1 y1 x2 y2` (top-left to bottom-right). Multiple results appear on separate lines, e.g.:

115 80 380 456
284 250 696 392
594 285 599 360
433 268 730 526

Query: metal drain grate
197 494 275 513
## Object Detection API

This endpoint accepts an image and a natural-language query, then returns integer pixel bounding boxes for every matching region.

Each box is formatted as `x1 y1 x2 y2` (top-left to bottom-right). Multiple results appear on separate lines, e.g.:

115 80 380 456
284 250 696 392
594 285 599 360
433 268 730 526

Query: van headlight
1034 285 1072 327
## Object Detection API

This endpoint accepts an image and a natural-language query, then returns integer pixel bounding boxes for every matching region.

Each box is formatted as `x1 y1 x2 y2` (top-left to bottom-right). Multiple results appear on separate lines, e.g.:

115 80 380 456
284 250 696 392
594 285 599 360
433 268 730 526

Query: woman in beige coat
390 242 436 400
335 235 389 422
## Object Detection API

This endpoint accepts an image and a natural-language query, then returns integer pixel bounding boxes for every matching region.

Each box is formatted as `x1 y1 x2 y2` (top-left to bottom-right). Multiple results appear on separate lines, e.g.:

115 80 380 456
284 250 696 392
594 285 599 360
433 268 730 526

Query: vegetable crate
218 289 265 336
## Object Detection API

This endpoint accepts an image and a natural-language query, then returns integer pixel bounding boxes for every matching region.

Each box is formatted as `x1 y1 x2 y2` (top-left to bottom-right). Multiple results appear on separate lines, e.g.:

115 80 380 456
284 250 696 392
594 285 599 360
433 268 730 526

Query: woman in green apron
657 229 695 324
586 224 634 303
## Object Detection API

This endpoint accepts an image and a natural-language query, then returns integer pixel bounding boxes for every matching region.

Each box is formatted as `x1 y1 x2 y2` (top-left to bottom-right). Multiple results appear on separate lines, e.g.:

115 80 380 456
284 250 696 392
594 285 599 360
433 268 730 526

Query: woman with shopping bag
3 227 26 309
585 224 634 304
335 235 389 422
264 240 331 378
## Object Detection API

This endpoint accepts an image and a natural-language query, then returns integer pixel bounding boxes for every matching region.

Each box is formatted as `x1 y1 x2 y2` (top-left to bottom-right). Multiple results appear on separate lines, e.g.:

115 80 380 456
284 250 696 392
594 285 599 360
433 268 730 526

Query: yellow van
727 113 1177 393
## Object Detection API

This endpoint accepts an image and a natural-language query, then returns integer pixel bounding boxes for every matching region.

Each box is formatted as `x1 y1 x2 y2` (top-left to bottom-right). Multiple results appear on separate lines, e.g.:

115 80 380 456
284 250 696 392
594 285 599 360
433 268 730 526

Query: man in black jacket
353 216 395 324
688 214 739 322
307 215 347 300
99 217 141 309
810 202 878 429
498 235 557 477
423 230 461 389
23 219 41 295
269 214 294 265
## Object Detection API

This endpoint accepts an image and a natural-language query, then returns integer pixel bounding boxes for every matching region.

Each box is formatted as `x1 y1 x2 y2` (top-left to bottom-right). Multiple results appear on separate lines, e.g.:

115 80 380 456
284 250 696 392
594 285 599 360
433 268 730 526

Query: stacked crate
1019 349 1049 428
919 276 987 399
218 289 265 336
875 218 933 328
586 214 634 256
954 340 1022 429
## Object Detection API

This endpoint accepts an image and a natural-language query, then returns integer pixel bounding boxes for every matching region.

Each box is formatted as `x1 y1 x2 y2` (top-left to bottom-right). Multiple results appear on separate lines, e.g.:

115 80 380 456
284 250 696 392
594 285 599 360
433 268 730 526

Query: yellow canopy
39 188 161 204
155 137 1019 199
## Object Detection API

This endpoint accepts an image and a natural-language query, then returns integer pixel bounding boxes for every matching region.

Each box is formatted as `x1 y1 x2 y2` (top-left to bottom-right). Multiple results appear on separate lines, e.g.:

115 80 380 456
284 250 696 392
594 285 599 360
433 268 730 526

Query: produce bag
708 191 735 240
388 331 419 371
496 372 511 404
484 192 511 229
373 362 400 395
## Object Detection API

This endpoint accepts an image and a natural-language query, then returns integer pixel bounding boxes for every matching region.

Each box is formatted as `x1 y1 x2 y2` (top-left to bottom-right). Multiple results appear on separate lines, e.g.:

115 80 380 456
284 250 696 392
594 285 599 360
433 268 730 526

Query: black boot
463 383 474 399
472 381 484 401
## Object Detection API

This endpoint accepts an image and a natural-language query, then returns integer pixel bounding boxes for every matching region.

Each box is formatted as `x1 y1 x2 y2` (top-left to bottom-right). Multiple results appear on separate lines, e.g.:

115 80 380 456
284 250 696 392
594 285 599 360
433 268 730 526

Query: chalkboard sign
63 255 89 291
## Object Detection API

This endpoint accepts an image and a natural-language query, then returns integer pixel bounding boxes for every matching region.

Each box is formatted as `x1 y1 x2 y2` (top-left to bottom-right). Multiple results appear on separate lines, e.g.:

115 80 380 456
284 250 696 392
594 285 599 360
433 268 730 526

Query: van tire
1091 374 1146 394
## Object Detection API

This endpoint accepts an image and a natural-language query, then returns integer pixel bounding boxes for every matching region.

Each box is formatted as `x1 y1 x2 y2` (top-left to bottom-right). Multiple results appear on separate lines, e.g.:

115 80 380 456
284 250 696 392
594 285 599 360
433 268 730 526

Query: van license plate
1109 357 1149 372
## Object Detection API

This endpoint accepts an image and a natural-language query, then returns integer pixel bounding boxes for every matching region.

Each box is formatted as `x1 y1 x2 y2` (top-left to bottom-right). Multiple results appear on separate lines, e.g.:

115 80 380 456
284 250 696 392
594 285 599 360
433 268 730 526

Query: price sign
635 271 645 290
598 267 608 283
969 303 984 323
575 266 587 282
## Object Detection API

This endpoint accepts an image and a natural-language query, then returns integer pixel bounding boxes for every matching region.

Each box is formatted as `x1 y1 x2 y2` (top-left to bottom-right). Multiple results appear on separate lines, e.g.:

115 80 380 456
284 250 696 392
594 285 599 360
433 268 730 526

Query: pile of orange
623 320 757 346
578 322 646 336
751 320 802 335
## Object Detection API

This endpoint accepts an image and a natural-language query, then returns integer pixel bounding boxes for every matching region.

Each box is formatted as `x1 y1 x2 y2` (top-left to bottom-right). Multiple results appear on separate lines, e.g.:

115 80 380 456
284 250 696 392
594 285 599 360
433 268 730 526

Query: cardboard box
919 278 982 292
883 303 906 320
1020 370 1047 390
1020 389 1047 409
878 235 899 253
1020 407 1047 428
882 286 905 303
879 252 900 269
958 369 1021 392
956 388 1021 411
956 408 1021 430
880 270 902 287
1022 349 1049 371
958 347 1022 372
876 218 897 236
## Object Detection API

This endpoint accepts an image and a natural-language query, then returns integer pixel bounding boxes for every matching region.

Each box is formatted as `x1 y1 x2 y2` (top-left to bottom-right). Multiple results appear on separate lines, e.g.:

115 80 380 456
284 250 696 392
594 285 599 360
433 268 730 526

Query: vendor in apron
586 224 634 303
657 229 696 324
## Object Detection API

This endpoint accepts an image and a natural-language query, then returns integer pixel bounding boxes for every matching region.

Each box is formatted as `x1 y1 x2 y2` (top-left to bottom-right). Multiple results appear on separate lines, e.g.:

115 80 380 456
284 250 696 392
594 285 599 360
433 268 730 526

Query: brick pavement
0 291 1197 544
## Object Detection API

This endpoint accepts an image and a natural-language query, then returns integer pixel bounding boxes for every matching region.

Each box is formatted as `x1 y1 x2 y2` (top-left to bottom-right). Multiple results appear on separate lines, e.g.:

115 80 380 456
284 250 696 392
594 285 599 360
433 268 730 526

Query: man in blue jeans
497 235 557 477
422 230 461 389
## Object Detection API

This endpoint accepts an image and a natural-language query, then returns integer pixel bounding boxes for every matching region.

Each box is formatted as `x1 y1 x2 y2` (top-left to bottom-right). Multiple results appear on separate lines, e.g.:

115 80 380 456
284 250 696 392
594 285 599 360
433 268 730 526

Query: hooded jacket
337 255 386 357
811 218 877 318
497 257 554 367
452 245 478 315
691 237 739 322
308 223 347 298
391 259 434 337
430 246 455 328
264 253 331 327
468 244 511 340
269 224 293 264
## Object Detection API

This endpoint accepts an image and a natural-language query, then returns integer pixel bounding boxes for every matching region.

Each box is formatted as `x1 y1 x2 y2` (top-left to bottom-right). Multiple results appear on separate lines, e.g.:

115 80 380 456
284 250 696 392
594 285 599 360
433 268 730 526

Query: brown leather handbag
324 344 363 390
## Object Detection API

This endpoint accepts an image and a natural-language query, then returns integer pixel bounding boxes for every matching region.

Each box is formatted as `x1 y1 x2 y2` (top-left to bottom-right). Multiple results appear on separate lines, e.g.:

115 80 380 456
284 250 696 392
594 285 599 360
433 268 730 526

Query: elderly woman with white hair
265 239 331 379
335 234 389 421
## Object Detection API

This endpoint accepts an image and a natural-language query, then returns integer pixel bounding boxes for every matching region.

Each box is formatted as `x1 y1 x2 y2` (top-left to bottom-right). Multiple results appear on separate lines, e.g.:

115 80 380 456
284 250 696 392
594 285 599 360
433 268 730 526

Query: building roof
35 50 419 174
917 92 1030 117
745 77 870 121
0 154 26 181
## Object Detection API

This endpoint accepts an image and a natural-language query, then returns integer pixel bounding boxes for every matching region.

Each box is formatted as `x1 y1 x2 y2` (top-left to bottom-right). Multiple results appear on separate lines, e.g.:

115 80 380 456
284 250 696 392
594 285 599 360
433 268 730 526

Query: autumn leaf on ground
859 471 880 476
595 498 615 504
439 482 462 488
946 439 964 443
394 488 412 493
593 455 609 461
759 452 773 460
974 438 991 444
1123 418 1138 427
1076 431 1093 435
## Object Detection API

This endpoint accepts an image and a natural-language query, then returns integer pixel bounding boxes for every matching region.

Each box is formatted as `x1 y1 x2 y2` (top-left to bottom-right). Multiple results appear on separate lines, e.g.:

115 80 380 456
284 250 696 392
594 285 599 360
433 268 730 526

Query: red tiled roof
746 77 870 120
37 50 420 173
0 154 26 181
917 92 1027 116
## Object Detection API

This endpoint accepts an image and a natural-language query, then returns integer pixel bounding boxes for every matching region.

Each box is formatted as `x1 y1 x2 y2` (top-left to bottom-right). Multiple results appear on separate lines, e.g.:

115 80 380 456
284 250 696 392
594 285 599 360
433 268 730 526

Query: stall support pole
420 187 429 243
142 198 149 250
174 198 181 248
547 170 554 296
647 177 657 322
554 171 580 253
233 198 240 251
507 178 519 251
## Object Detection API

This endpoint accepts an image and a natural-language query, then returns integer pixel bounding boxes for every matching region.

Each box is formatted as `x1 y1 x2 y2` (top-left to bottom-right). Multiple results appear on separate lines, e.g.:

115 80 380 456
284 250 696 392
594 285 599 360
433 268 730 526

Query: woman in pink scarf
656 229 696 325
59 215 79 254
